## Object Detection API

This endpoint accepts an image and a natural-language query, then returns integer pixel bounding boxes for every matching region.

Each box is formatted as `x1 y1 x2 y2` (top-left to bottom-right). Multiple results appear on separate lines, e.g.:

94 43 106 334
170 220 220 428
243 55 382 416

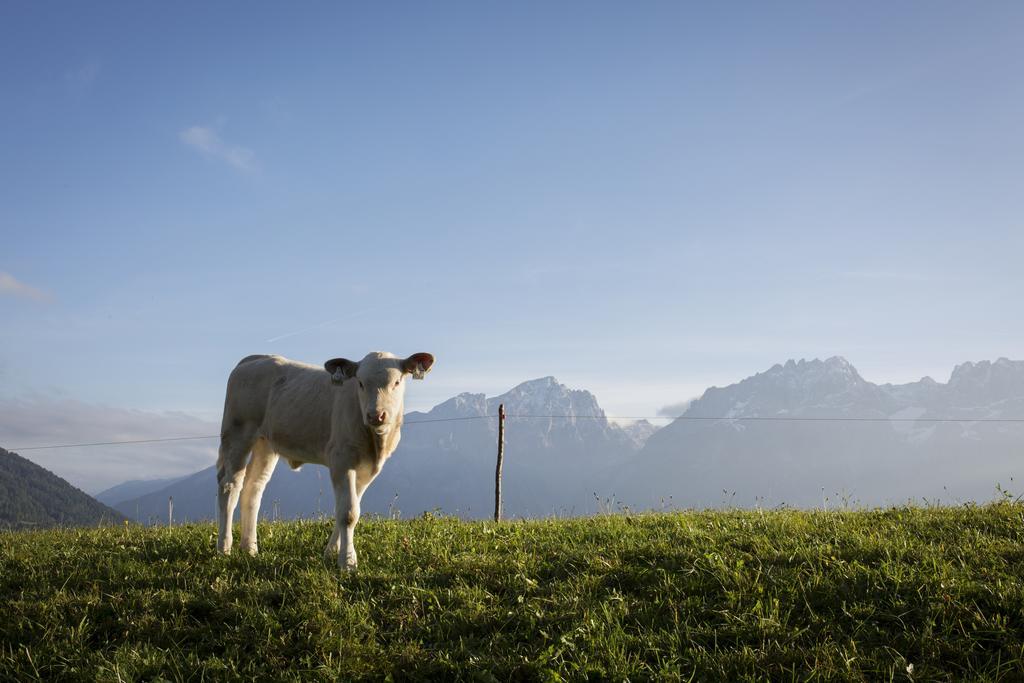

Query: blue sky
2 3 1022 490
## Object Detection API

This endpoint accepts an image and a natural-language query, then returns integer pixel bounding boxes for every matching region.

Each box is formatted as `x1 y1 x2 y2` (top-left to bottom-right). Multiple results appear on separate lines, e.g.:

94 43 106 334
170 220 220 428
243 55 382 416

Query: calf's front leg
329 467 360 570
323 526 341 560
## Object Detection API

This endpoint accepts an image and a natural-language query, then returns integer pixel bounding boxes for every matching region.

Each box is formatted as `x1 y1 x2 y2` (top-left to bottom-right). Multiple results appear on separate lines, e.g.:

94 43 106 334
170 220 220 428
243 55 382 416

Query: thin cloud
840 270 932 283
0 272 52 302
0 396 219 493
658 399 694 418
179 125 258 173
265 310 374 344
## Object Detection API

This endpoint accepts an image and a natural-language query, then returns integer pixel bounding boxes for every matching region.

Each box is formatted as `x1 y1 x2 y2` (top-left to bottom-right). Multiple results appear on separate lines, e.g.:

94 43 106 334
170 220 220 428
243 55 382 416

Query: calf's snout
367 411 387 426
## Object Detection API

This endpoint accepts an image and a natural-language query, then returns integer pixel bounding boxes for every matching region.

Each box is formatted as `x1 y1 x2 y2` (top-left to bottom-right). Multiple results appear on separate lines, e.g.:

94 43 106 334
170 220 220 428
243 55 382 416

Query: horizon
3 351 1021 494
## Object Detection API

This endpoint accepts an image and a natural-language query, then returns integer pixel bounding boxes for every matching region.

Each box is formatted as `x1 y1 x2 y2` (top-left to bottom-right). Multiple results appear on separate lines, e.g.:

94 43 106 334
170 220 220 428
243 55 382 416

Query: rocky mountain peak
684 356 880 420
486 377 605 418
422 392 488 419
774 356 862 380
621 419 658 448
948 358 1024 404
950 358 1024 383
668 357 1024 424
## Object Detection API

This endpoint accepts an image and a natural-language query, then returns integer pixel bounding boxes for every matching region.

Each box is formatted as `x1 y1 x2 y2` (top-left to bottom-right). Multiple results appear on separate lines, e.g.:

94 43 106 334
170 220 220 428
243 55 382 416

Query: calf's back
221 354 335 464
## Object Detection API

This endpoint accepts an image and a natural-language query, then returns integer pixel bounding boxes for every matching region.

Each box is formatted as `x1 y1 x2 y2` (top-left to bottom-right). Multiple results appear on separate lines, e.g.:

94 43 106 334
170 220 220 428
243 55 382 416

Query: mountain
94 474 189 508
118 464 336 525
629 357 1024 508
0 447 126 529
114 377 654 522
621 420 658 449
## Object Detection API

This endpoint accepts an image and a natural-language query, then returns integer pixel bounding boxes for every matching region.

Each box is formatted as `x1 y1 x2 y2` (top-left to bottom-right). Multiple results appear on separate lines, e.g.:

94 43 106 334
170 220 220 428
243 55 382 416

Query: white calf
216 351 434 568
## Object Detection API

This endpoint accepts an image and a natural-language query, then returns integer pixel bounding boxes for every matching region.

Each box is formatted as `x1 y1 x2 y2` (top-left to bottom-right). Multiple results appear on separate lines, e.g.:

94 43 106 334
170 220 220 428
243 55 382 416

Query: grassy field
2 504 1023 682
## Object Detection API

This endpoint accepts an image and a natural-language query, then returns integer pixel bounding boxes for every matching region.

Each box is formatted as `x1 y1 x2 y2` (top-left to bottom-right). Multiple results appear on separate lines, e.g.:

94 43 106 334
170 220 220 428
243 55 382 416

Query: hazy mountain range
102 376 650 522
631 357 1024 508
98 357 1024 523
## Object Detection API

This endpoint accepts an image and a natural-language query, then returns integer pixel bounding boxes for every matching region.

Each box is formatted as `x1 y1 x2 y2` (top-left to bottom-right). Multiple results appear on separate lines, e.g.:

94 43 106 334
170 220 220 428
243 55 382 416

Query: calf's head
324 351 435 435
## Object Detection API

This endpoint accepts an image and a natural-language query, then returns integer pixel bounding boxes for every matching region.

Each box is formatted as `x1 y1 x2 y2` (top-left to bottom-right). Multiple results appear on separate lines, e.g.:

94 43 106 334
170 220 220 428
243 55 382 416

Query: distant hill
94 475 189 508
0 447 126 529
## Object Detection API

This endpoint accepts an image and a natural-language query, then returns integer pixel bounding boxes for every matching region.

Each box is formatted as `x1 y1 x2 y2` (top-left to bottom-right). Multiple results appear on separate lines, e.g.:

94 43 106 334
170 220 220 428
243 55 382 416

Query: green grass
2 505 1023 682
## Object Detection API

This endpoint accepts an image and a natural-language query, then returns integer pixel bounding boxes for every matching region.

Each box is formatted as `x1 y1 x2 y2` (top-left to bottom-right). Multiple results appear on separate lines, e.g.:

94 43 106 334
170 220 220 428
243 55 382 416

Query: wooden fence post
168 496 174 527
494 403 506 522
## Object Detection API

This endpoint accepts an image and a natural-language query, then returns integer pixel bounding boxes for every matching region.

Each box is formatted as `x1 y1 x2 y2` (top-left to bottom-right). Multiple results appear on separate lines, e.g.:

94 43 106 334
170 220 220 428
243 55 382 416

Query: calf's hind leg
217 426 257 554
238 439 279 555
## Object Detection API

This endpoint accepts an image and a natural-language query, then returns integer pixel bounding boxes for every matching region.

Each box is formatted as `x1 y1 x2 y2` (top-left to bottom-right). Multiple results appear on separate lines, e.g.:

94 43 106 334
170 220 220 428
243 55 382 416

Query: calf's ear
324 358 359 384
402 353 435 380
